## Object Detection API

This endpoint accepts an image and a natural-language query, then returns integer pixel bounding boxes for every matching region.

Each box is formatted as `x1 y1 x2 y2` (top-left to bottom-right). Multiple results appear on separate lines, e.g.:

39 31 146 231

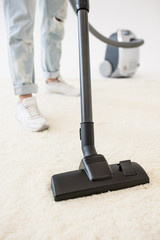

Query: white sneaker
16 97 49 132
45 76 80 96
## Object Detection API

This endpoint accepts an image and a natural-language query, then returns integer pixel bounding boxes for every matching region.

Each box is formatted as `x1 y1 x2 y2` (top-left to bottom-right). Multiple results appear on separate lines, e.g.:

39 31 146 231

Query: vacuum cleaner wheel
99 60 112 77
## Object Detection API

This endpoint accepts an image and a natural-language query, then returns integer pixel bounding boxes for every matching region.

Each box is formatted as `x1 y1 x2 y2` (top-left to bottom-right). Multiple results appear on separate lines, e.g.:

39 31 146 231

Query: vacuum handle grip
76 0 89 12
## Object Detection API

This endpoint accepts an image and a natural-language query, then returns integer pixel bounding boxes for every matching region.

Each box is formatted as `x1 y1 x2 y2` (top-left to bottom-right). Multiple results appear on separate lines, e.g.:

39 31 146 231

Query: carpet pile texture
0 76 160 240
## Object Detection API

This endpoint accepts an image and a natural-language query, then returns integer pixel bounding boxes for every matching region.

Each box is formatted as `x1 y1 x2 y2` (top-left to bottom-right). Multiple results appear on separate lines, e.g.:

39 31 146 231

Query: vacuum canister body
100 30 140 78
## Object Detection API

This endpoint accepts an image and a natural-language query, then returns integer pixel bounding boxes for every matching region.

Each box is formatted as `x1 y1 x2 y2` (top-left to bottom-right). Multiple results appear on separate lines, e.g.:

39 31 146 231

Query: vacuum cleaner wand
51 0 149 201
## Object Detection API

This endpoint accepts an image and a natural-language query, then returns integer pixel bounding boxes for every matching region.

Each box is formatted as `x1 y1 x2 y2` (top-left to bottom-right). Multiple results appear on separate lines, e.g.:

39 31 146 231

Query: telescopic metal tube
77 9 93 123
77 2 97 157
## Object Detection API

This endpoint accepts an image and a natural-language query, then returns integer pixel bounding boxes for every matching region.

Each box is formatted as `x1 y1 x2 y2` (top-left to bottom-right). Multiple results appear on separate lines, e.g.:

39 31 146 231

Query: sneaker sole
45 86 80 97
16 115 49 132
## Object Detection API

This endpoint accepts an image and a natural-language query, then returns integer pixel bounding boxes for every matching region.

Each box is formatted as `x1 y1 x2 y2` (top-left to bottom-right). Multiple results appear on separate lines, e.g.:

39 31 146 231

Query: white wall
0 0 160 80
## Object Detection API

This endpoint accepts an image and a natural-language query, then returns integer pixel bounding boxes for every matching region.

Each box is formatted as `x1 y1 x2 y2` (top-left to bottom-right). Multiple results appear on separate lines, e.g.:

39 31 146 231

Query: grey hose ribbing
69 0 144 48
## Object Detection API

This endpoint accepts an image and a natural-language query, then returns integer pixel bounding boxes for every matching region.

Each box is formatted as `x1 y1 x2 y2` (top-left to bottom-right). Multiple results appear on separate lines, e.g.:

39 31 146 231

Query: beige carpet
0 75 160 240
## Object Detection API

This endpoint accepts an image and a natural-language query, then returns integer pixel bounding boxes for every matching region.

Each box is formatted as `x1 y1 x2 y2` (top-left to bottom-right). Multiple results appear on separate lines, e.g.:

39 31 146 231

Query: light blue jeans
3 0 68 95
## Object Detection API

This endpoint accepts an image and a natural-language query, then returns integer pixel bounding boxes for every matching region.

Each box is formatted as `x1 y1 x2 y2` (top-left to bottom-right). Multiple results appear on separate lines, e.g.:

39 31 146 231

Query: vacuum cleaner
51 0 149 202
99 30 140 78
70 0 143 78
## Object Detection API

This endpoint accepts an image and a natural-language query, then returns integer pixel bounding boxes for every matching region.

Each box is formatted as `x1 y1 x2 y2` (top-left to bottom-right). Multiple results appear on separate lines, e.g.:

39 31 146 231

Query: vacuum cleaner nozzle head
51 160 149 202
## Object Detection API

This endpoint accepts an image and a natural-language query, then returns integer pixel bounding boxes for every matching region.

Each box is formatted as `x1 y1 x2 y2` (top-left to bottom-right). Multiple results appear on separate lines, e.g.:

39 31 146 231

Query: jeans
3 0 68 95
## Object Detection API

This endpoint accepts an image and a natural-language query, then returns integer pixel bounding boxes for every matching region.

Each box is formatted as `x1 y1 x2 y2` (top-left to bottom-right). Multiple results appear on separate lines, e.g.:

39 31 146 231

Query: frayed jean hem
14 83 38 95
43 71 60 79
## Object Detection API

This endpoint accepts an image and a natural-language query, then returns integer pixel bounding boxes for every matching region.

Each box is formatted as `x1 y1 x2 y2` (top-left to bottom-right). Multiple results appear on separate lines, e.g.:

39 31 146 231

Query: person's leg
3 0 38 99
39 0 68 80
39 0 80 96
3 0 49 131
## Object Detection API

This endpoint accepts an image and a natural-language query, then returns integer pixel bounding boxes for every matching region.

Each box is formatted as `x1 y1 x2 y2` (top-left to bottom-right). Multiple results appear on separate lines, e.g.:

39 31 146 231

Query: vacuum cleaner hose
69 0 144 48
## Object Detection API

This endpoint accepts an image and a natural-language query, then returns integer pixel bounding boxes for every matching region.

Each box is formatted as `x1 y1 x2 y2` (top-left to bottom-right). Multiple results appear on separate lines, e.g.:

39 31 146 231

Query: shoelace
24 103 42 119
